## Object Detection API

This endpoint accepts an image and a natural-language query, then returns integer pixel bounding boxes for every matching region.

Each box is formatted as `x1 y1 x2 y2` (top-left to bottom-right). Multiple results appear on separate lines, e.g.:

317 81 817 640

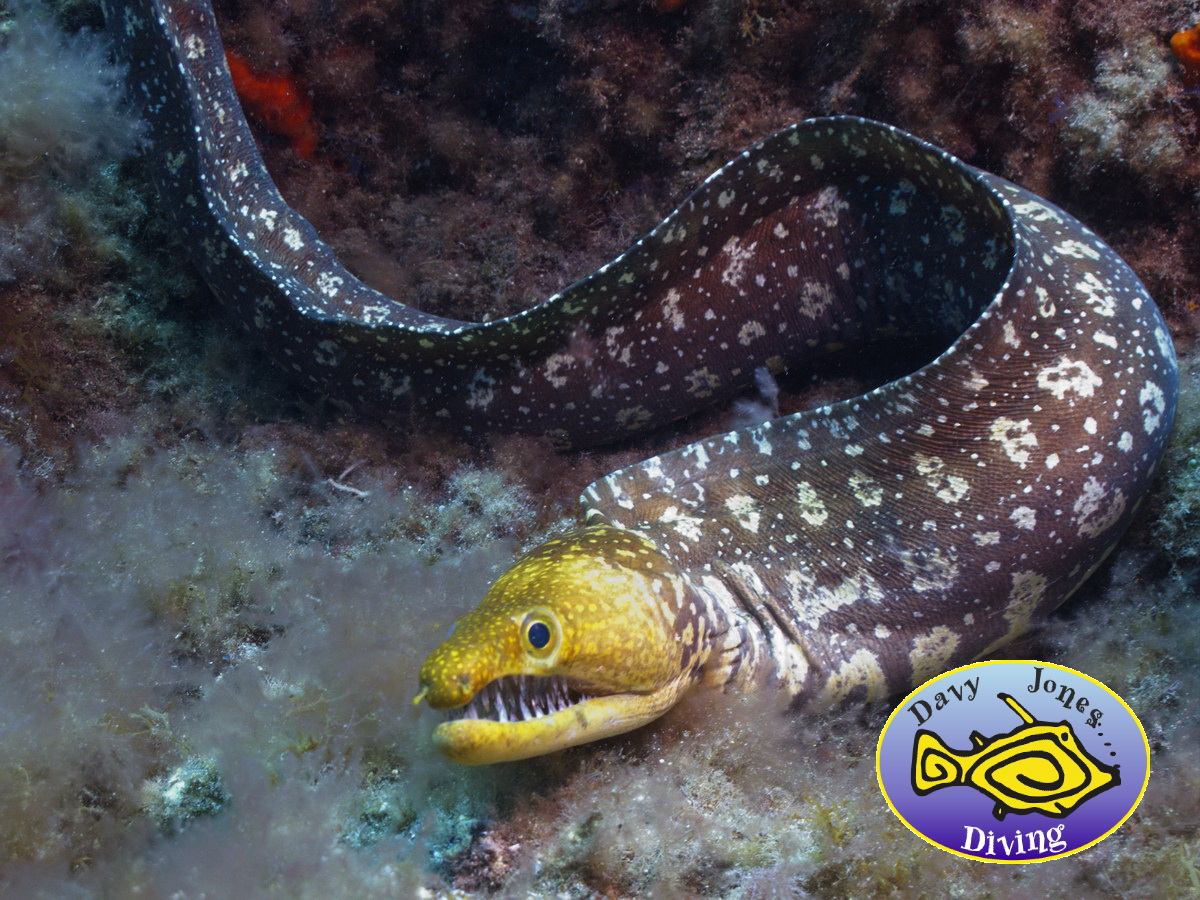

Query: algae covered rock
141 756 230 835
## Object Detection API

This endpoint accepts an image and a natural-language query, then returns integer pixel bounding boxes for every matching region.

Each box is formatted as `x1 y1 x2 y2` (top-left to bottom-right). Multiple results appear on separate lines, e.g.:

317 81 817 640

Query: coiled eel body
106 1 1179 762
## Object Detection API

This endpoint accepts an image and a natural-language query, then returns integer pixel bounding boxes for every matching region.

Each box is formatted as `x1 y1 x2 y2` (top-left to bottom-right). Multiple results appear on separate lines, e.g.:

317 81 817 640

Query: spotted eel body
107 2 1178 723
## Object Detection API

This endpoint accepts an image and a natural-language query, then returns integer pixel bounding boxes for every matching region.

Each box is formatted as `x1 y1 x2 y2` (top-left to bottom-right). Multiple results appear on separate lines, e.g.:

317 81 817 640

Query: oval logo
876 660 1149 863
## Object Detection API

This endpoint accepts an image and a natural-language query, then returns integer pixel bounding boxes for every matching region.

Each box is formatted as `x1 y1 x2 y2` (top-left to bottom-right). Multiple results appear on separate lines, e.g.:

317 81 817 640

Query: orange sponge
225 51 318 160
1172 23 1200 82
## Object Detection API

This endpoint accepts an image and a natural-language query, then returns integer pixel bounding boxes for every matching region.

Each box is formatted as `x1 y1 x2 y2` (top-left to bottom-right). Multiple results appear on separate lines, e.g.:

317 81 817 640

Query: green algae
142 757 230 836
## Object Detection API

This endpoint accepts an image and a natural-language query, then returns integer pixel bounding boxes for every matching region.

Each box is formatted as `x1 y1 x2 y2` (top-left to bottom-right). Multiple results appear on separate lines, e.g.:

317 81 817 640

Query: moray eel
106 2 1179 763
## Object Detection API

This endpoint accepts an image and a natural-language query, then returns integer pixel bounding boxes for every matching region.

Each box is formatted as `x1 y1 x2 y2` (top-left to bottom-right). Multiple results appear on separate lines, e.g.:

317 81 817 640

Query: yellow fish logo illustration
911 693 1120 820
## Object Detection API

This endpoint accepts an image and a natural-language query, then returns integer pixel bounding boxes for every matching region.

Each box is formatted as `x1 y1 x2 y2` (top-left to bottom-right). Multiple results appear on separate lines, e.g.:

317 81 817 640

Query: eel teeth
447 675 595 723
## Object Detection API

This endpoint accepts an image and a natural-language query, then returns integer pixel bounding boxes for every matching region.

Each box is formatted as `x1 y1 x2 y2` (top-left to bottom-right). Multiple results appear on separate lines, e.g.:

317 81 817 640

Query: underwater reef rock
209 0 1199 335
0 0 1198 897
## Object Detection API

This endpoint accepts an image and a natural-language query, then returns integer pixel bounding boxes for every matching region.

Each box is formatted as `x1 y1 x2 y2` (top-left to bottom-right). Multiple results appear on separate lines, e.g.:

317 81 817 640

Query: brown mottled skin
107 1 1179 763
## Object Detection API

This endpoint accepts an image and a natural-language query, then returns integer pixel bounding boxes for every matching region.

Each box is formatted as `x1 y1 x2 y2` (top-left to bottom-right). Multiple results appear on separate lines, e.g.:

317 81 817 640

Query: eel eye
527 621 551 649
521 611 559 656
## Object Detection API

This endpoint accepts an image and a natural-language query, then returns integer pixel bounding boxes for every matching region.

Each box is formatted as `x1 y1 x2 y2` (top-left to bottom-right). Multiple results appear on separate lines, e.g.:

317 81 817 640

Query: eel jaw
431 673 689 765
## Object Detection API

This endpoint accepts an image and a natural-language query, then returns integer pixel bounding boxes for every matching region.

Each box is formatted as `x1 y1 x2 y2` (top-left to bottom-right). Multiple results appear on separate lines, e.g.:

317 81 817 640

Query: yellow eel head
415 524 701 764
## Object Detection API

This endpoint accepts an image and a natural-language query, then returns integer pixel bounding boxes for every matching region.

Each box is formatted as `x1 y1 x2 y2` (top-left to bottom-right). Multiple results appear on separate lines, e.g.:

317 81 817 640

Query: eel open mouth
443 674 597 724
431 673 685 765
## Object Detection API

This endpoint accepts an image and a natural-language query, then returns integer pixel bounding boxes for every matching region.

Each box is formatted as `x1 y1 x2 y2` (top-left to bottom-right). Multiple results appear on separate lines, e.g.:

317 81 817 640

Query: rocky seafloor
1 0 1198 895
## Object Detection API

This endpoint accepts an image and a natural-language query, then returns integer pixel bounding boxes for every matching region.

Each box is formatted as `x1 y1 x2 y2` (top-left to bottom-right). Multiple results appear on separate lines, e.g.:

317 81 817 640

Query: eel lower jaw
431 673 691 765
